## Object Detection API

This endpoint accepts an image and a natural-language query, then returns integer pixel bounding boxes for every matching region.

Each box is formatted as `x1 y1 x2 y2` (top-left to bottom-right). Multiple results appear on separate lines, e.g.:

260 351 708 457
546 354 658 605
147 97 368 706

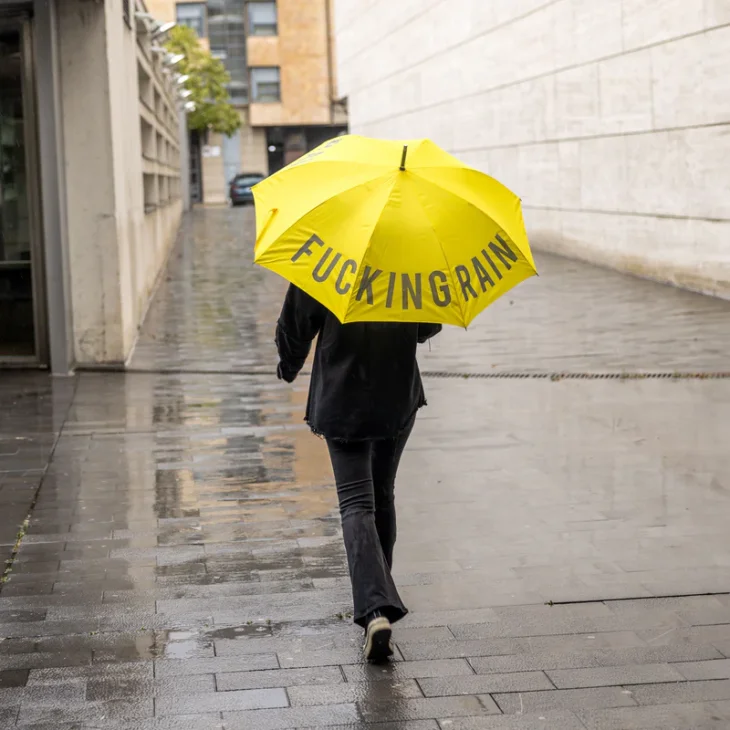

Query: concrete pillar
34 0 75 374
240 121 269 176
201 131 227 204
179 110 191 212
57 0 126 364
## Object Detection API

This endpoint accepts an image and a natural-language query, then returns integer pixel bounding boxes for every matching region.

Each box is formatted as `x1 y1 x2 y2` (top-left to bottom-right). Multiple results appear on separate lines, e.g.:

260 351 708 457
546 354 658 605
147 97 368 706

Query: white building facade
335 0 730 298
0 0 188 372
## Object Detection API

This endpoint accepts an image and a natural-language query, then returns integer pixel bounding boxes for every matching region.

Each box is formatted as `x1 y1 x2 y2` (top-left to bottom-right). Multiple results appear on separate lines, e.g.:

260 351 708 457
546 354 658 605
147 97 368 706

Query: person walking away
275 284 441 663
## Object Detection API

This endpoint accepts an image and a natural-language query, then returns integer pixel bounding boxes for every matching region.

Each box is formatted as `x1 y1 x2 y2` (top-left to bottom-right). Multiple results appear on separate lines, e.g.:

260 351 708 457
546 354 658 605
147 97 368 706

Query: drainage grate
546 591 730 606
422 371 730 380
88 367 730 380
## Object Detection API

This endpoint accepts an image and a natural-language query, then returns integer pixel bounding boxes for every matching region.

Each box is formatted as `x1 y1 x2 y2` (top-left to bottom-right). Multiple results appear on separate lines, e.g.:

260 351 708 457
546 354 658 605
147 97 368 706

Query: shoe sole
364 617 393 664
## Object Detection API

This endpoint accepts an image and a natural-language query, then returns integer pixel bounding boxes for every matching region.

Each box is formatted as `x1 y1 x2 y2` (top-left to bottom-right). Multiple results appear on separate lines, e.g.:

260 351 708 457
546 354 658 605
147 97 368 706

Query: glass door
0 18 44 362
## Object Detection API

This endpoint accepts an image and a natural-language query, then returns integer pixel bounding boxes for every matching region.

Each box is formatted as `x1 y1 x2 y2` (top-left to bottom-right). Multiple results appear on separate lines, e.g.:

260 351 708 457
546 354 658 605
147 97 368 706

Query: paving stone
0 619 100 638
449 613 686 640
435 711 587 729
516 632 647 653
0 707 18 726
627 679 730 705
16 697 155 725
358 696 497 723
393 627 455 643
419 673 553 697
679 608 730 627
547 663 684 688
213 635 338 656
216 666 343 691
397 639 521 661
0 651 92 671
155 687 288 715
638 624 730 646
576 702 730 729
276 647 369 669
95 714 226 730
13 679 86 705
0 669 29 688
6 723 83 730
0 609 47 623
343 659 474 682
154 655 279 677
288 678 424 706
86 673 215 700
674 659 730 681
299 721 438 730
0 686 24 707
470 643 723 674
223 703 359 729
493 686 637 714
27 661 153 683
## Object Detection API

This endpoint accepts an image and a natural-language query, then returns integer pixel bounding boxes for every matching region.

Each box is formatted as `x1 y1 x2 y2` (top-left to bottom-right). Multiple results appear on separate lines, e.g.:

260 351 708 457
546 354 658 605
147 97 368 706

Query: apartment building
148 0 348 203
0 0 187 372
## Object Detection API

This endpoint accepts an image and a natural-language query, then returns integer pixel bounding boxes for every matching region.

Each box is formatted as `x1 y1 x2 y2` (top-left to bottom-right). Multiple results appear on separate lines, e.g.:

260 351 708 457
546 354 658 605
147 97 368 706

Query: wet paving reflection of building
27 367 348 663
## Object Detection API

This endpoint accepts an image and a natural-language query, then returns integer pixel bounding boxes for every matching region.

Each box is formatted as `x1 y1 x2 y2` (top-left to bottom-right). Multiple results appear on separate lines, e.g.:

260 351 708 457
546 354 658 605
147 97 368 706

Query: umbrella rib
411 188 468 329
410 168 534 266
343 175 401 321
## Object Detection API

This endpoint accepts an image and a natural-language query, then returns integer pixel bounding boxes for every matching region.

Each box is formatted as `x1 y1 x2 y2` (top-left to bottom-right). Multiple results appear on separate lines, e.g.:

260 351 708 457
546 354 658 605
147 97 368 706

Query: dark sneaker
364 612 393 664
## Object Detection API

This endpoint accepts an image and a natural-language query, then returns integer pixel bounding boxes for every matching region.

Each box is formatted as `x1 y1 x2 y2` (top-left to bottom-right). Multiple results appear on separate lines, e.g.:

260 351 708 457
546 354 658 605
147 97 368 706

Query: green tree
166 25 241 136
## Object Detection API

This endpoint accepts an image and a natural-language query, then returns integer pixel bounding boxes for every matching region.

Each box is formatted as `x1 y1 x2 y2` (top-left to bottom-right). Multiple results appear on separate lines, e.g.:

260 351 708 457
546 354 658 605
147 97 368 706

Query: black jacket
275 285 441 441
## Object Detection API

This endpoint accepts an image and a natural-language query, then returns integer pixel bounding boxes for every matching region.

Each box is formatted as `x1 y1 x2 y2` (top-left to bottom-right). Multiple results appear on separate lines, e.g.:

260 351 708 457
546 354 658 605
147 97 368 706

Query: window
176 3 207 38
209 0 248 104
248 1 277 36
250 67 280 102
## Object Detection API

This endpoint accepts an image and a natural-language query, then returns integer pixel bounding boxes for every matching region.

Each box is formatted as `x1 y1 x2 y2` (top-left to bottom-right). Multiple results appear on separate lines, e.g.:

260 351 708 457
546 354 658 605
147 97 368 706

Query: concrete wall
335 0 730 298
201 131 227 205
239 110 269 176
57 0 183 364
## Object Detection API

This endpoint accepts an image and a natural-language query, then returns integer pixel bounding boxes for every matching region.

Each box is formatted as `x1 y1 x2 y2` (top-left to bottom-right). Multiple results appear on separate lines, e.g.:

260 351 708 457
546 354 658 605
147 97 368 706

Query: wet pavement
1 207 730 729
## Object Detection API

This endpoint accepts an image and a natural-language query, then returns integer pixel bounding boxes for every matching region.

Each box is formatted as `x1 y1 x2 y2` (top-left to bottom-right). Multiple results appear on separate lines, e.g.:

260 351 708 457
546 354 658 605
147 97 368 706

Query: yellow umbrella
253 135 536 327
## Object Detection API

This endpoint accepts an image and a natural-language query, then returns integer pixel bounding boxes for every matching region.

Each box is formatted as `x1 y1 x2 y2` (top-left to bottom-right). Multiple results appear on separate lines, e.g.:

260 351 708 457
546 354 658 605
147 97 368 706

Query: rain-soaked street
2 207 730 729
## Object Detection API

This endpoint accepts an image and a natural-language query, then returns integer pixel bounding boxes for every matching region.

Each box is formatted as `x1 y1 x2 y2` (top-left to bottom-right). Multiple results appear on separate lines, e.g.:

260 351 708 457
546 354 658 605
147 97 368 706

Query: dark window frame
247 1 278 37
176 2 208 38
250 66 281 103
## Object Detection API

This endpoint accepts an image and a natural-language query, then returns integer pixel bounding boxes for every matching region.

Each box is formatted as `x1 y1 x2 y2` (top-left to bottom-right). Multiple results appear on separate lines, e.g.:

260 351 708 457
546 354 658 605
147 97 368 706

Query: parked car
229 173 265 206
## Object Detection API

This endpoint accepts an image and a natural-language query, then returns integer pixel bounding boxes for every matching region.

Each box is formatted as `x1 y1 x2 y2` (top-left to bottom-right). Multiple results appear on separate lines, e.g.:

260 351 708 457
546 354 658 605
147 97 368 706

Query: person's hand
277 362 296 383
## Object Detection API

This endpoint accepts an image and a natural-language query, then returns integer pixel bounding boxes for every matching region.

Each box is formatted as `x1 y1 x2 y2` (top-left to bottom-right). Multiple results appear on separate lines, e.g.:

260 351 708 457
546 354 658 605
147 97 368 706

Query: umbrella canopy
253 135 536 327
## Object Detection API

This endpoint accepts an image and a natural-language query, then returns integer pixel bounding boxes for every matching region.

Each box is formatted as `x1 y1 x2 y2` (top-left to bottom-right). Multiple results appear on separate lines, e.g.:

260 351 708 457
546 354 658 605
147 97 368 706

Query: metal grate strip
421 371 730 380
84 366 730 380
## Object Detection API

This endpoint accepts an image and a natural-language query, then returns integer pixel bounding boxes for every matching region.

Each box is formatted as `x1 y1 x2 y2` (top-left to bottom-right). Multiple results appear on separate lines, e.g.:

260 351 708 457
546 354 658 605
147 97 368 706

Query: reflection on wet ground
0 208 729 728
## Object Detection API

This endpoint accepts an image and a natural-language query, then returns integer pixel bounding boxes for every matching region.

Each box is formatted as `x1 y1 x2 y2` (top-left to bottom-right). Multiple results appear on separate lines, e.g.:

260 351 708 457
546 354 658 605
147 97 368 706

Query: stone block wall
335 0 730 297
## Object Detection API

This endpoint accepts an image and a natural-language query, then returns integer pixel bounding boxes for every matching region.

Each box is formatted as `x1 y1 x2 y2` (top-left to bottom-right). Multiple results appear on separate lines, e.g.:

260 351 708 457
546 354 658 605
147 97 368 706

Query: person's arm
275 285 326 382
417 323 442 344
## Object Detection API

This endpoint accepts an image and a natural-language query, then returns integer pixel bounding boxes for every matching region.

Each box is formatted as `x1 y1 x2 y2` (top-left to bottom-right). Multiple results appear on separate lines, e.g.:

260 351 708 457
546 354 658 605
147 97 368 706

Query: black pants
326 418 413 628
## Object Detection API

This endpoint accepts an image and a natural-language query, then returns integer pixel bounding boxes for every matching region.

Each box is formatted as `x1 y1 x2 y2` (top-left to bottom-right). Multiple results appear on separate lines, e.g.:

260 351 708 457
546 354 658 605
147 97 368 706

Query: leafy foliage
166 25 241 136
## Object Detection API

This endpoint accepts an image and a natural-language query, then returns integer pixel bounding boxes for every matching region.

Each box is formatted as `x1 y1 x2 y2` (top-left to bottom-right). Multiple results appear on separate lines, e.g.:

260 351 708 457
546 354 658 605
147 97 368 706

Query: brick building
148 0 348 204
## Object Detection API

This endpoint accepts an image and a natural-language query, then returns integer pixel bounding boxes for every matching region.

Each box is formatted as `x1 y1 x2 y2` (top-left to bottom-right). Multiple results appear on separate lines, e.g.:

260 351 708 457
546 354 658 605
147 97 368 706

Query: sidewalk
1 208 730 729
